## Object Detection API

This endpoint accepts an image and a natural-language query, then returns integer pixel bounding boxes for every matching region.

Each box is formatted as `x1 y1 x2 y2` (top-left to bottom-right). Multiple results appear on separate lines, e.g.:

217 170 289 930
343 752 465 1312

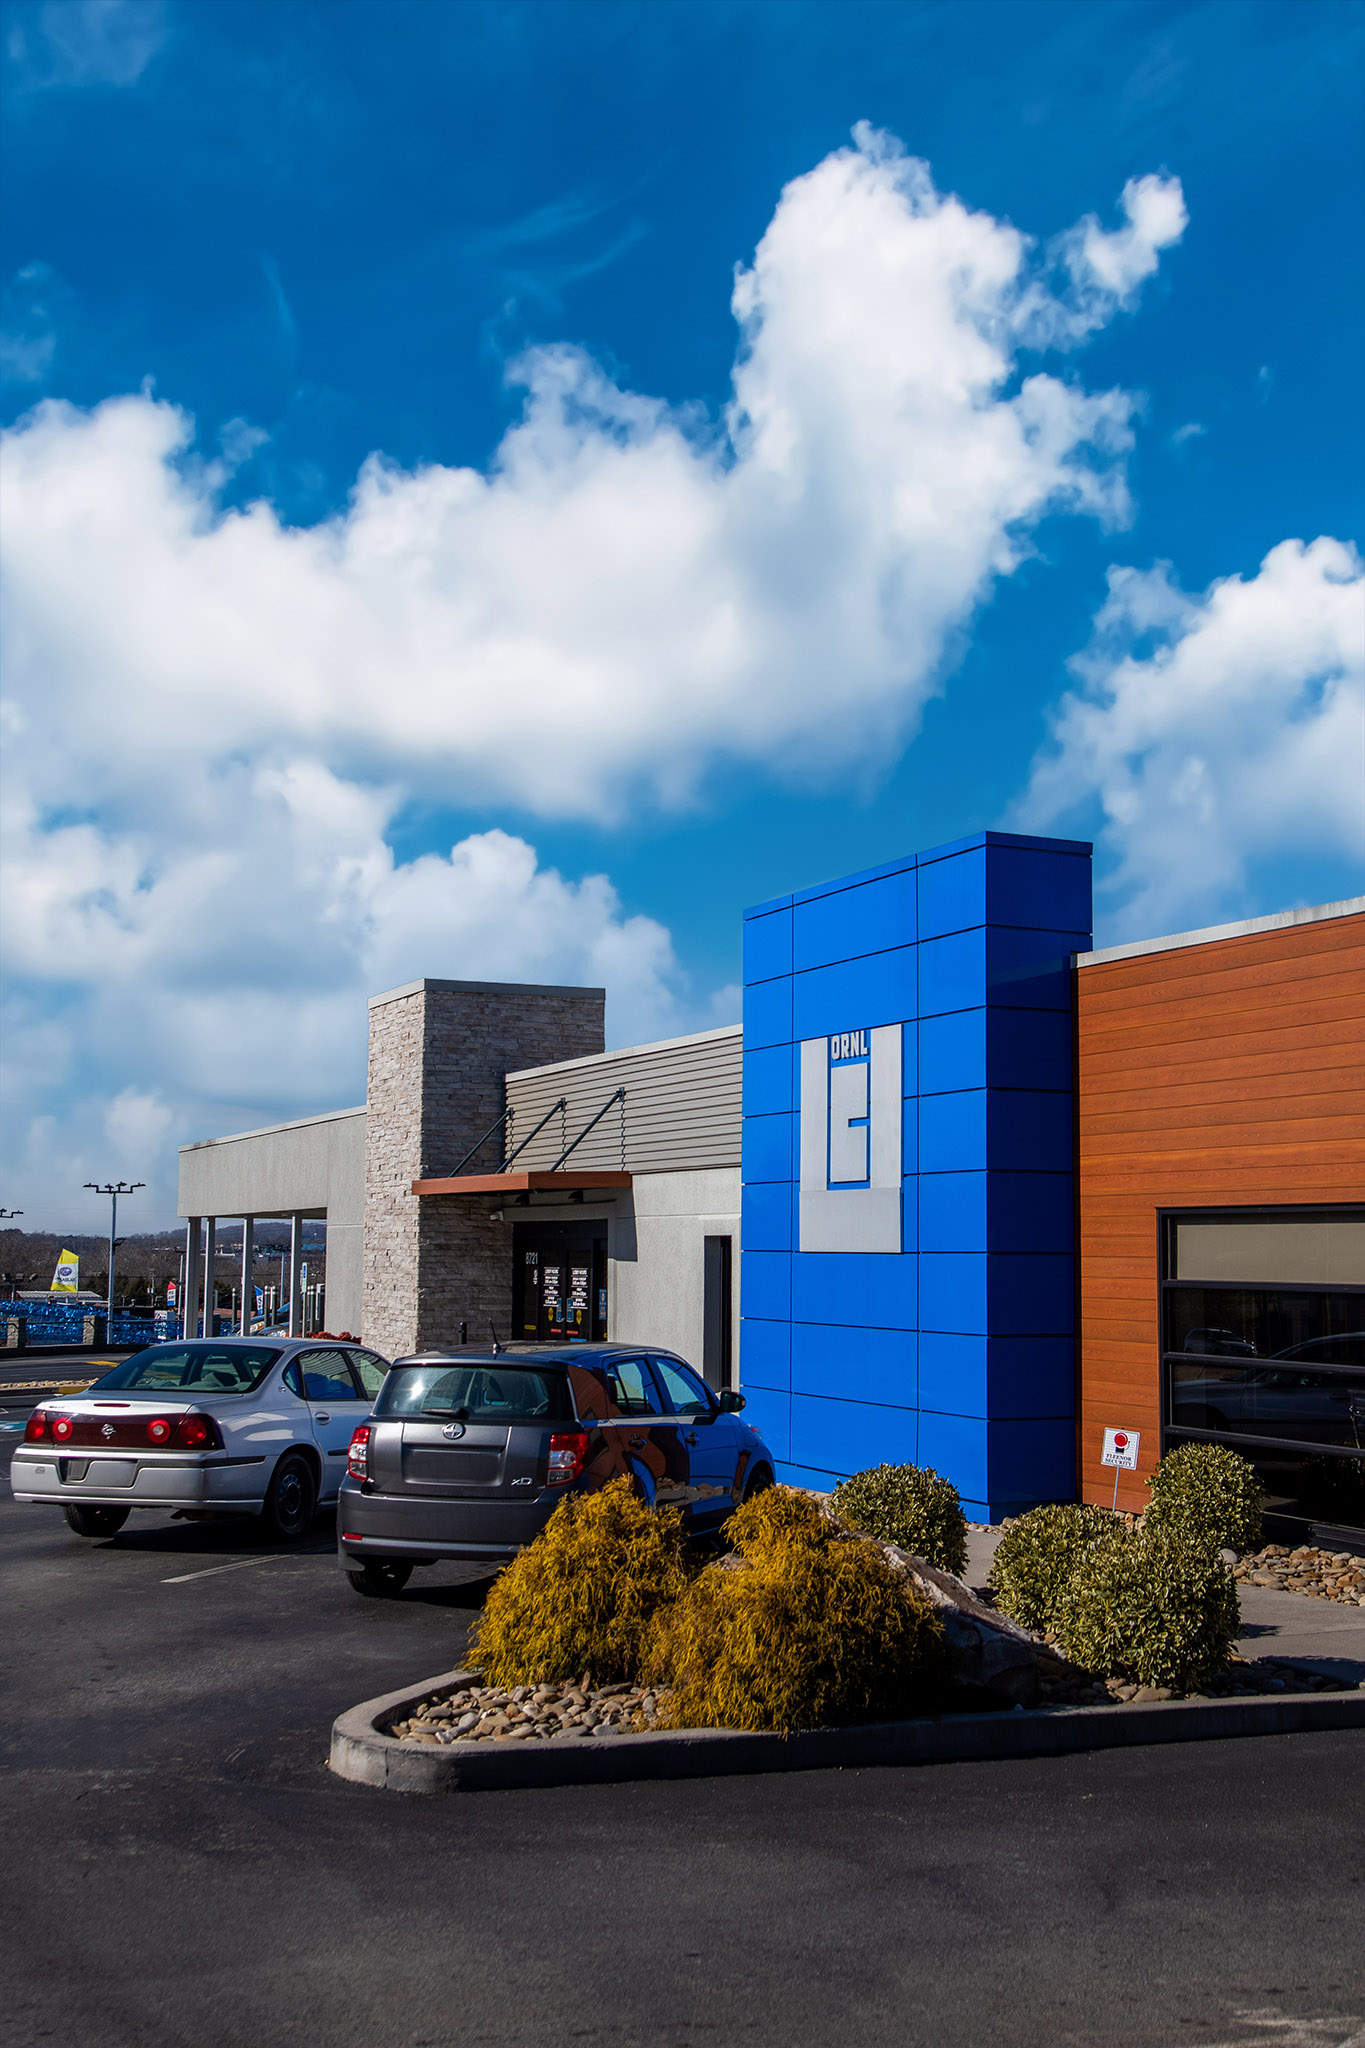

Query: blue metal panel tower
739 831 1092 1521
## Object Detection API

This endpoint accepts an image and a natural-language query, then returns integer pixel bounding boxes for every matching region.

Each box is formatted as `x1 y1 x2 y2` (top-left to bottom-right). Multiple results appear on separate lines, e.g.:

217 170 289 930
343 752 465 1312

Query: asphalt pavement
2 1421 1363 2048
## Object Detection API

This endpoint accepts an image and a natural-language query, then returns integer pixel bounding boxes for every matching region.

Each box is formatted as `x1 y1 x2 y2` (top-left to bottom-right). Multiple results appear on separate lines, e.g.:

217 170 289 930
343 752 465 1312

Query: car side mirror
717 1388 746 1412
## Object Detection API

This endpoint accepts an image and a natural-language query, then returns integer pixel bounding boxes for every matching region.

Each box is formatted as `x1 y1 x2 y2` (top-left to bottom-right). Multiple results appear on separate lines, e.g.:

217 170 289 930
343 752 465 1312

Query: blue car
337 1341 771 1597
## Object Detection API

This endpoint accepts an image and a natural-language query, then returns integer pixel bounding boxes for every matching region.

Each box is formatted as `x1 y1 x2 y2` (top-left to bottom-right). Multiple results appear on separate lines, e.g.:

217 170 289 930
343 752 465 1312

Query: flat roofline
179 1104 366 1154
1075 895 1365 969
369 977 606 1010
505 1021 741 1084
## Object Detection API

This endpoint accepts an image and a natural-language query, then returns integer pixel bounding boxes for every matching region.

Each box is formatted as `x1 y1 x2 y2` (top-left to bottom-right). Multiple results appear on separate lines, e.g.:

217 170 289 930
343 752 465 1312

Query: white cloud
0 128 1184 1226
1 789 686 1225
1012 536 1365 936
5 0 165 89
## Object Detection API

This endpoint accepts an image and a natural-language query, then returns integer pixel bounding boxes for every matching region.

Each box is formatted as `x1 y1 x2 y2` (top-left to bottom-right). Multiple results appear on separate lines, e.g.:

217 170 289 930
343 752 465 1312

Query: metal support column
201 1217 217 1340
239 1216 255 1336
183 1217 202 1341
288 1214 303 1338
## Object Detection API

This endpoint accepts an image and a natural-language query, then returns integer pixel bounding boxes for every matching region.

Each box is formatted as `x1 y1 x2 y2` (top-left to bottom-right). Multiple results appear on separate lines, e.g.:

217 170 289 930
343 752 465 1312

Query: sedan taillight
146 1417 172 1444
174 1412 223 1450
347 1425 371 1481
547 1429 589 1487
51 1414 74 1442
24 1409 50 1442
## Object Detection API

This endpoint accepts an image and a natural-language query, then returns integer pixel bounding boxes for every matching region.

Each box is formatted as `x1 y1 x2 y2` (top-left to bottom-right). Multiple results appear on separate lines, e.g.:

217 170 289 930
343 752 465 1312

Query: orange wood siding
1076 912 1365 1511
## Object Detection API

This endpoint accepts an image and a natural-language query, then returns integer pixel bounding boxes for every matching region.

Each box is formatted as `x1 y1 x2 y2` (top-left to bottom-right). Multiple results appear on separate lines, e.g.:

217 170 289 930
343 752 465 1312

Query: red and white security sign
1101 1427 1140 1470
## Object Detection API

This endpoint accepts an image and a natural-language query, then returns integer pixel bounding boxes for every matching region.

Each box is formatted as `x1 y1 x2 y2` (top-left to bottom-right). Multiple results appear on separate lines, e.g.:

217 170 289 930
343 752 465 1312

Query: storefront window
1161 1207 1365 1534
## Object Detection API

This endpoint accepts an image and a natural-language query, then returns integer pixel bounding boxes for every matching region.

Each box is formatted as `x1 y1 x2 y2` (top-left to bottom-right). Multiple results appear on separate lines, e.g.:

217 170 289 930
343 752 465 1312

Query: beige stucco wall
176 1106 367 1333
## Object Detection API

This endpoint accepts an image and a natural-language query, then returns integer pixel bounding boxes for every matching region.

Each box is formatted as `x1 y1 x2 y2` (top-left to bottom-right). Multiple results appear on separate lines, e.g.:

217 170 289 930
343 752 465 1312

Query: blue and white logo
798 1025 902 1254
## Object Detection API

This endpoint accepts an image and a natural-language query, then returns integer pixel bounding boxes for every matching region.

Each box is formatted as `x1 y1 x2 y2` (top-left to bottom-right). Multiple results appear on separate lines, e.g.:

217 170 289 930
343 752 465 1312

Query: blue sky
2 0 1362 1226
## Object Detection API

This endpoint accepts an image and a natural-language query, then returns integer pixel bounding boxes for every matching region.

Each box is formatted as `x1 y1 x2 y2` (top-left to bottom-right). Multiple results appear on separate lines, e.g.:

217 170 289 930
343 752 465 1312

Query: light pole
84 1182 145 1325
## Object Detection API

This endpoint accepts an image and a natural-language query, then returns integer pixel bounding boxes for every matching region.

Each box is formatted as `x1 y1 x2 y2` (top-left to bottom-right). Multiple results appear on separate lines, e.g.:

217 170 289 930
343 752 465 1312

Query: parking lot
2 1381 1364 2048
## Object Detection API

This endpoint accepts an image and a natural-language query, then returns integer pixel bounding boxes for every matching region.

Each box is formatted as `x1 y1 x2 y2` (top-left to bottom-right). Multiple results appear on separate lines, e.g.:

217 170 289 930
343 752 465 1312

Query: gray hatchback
337 1342 774 1596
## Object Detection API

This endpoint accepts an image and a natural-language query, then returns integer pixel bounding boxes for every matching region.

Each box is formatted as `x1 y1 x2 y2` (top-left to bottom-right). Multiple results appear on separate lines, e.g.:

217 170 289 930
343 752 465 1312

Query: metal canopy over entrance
411 1169 631 1198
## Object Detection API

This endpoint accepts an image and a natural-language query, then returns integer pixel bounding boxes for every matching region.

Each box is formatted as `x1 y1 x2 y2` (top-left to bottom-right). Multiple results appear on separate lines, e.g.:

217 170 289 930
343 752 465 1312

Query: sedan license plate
84 1459 136 1487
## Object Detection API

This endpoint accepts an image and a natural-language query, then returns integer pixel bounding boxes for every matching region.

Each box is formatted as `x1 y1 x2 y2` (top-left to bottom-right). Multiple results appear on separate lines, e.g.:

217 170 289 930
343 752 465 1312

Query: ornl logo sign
798 1024 902 1254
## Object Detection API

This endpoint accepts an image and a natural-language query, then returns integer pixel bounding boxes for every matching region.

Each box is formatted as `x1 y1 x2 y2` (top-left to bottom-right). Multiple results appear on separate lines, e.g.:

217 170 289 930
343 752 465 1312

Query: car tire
63 1504 130 1539
741 1465 774 1502
346 1561 413 1598
260 1453 317 1543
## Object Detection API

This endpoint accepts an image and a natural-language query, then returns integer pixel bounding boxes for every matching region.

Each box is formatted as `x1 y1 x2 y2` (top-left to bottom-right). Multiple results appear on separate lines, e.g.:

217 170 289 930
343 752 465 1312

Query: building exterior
1073 898 1365 1530
176 834 1364 1538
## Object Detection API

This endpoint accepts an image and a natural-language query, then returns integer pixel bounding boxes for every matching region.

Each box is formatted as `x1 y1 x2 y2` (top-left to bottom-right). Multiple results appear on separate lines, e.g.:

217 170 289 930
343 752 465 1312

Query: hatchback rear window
375 1364 572 1423
89 1345 281 1394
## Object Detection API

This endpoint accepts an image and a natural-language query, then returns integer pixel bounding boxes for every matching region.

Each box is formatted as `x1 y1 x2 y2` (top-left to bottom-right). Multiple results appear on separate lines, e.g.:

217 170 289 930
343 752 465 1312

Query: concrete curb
328 1667 1365 1794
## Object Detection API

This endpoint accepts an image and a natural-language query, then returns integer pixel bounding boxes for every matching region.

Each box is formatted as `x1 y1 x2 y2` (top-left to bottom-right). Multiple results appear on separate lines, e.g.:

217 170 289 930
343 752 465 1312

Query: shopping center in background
177 832 1365 1539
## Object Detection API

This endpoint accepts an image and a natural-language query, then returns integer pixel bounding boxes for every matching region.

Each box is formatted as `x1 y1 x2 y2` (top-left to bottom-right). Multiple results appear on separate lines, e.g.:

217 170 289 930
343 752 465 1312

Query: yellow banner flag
50 1250 79 1294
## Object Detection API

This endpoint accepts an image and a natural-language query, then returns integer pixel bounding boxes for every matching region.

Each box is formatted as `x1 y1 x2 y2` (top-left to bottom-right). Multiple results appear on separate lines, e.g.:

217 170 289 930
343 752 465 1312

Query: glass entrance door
513 1223 608 1343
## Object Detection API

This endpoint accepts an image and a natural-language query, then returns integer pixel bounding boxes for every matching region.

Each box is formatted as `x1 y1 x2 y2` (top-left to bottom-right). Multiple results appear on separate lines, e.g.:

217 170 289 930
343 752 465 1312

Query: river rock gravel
387 1679 663 1745
1232 1543 1365 1604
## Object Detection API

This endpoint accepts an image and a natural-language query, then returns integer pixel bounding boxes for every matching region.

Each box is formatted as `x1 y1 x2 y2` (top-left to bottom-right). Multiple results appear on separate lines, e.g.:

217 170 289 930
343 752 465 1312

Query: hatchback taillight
547 1429 589 1487
24 1410 50 1442
346 1425 371 1481
174 1412 223 1450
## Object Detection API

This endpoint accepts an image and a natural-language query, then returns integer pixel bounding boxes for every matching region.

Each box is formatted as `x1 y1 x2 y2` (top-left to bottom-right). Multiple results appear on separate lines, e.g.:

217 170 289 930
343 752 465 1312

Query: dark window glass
653 1357 713 1417
604 1358 664 1417
295 1348 362 1401
282 1361 305 1399
1164 1288 1363 1361
89 1345 280 1394
375 1365 571 1423
347 1350 388 1398
1168 1358 1365 1448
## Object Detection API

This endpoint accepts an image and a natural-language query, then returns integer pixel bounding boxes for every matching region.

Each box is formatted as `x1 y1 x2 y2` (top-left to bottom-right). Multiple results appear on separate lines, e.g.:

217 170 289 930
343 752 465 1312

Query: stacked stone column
361 979 605 1358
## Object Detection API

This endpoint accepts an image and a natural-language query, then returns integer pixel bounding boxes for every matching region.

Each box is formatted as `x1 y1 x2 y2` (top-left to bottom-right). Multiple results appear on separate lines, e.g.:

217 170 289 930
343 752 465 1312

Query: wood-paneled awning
411 1170 632 1197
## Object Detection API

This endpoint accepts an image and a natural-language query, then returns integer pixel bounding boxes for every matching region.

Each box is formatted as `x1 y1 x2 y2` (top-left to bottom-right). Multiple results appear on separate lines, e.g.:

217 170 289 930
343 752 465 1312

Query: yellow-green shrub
1052 1524 1240 1690
830 1463 968 1576
470 1477 692 1686
988 1502 1115 1632
1144 1441 1263 1554
647 1485 947 1733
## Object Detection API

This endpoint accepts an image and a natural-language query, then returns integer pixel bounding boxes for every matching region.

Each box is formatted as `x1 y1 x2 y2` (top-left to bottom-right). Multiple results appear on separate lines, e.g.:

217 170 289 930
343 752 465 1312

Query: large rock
879 1546 1043 1707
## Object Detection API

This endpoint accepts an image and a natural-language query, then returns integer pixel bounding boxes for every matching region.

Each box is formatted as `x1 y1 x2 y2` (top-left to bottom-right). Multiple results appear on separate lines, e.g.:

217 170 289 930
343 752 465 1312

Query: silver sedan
11 1337 390 1542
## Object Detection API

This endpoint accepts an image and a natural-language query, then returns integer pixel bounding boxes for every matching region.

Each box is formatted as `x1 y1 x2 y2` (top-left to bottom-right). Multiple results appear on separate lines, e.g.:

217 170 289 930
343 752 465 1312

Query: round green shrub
1144 1441 1263 1554
647 1490 947 1733
471 1477 692 1686
830 1463 968 1576
1052 1524 1240 1690
987 1502 1116 1632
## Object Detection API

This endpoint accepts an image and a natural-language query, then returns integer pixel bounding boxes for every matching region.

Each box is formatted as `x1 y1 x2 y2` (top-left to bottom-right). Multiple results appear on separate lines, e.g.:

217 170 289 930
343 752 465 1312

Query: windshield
89 1345 282 1395
375 1363 572 1424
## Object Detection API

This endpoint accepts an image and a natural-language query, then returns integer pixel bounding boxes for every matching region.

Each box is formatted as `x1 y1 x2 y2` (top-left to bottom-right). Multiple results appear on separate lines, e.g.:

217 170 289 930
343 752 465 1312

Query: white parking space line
162 1556 293 1584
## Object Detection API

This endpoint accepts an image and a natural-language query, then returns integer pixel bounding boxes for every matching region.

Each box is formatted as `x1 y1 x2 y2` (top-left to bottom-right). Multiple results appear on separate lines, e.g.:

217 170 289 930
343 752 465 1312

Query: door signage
798 1024 902 1254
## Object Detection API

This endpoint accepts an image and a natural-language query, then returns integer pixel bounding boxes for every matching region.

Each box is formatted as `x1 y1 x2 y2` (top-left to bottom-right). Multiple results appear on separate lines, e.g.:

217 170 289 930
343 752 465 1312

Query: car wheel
63 1504 130 1539
346 1561 413 1598
742 1465 774 1502
260 1453 317 1543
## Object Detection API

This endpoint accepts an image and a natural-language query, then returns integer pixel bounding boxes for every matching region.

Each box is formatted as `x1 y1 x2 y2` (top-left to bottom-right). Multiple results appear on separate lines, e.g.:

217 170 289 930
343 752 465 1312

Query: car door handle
684 1432 699 1446
627 1435 646 1449
314 1412 330 1423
